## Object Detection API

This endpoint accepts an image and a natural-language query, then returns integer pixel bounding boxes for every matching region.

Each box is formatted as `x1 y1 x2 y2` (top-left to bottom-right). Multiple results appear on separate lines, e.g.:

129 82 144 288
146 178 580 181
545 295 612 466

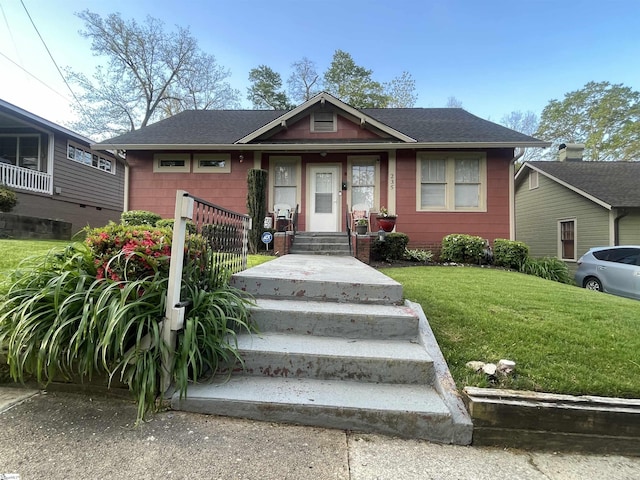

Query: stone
465 361 485 373
497 359 516 376
482 363 497 376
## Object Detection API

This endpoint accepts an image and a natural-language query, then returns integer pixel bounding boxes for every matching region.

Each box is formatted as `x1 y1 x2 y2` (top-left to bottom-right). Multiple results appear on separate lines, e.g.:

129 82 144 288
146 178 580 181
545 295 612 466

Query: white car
575 246 640 300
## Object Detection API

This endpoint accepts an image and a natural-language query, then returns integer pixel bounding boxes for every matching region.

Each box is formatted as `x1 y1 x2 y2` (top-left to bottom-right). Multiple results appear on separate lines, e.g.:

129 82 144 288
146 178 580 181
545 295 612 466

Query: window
351 163 375 210
153 153 190 173
529 170 539 189
0 135 41 169
559 219 576 260
593 247 640 265
193 153 231 173
67 142 114 173
311 111 336 132
270 157 301 210
417 153 486 211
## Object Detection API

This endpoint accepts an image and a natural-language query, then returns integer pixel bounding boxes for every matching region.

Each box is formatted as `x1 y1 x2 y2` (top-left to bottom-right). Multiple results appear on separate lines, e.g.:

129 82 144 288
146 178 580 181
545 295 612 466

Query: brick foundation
354 233 371 264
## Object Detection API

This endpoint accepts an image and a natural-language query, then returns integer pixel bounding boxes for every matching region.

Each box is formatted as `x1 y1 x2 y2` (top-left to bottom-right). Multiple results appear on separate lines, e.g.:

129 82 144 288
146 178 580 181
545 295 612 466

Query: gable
266 112 388 142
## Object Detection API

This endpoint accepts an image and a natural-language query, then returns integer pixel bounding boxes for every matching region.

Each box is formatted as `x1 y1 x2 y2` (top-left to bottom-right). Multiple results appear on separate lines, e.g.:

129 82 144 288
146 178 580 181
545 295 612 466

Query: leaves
536 81 640 161
247 65 292 110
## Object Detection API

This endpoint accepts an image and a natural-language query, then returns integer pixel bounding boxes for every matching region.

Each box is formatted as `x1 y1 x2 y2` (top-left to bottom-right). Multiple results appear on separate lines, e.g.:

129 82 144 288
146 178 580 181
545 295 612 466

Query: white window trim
558 218 577 262
347 155 380 210
310 111 337 133
268 156 302 211
67 141 115 174
529 170 539 190
416 152 487 212
193 153 231 173
153 153 191 173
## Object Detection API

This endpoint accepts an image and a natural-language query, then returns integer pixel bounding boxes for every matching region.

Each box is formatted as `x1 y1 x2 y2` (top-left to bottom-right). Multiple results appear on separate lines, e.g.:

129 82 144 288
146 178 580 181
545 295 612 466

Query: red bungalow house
93 92 547 250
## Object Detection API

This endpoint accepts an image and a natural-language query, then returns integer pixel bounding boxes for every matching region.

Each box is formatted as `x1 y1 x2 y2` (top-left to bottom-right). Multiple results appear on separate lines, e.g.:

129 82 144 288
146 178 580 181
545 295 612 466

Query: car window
593 248 640 265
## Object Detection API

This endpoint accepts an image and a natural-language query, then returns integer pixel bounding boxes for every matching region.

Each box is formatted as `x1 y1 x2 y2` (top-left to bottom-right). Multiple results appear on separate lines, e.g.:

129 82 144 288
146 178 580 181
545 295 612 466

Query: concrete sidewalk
1 387 639 479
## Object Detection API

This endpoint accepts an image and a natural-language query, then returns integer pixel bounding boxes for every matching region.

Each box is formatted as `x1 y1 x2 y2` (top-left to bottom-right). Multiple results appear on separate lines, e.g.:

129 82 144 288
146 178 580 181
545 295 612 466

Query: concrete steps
290 232 351 255
171 255 473 444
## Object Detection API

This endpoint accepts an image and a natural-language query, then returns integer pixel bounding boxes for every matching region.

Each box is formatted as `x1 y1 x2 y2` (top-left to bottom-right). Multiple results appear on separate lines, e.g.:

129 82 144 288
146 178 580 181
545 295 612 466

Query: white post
161 190 193 396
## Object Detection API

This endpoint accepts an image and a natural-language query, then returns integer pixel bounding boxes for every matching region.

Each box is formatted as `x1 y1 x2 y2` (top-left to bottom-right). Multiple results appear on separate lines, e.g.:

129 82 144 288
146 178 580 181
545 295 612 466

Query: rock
497 359 516 376
482 363 497 376
465 361 485 373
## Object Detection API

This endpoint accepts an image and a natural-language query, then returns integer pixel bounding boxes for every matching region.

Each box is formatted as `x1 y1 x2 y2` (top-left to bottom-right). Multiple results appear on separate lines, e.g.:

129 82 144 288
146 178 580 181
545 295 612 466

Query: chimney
558 143 584 162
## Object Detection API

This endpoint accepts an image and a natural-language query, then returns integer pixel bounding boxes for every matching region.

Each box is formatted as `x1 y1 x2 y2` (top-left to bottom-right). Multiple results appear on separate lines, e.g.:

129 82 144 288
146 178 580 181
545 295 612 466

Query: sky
1 0 639 134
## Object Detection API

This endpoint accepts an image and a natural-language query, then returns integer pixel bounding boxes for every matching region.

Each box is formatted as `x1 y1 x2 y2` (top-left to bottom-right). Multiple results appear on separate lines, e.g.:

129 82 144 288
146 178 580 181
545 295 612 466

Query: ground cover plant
0 229 254 422
382 265 640 398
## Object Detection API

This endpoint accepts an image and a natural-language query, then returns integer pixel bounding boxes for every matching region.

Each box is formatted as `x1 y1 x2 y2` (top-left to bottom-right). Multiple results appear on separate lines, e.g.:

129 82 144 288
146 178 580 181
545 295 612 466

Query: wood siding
271 114 383 141
395 149 513 250
53 134 124 210
618 209 640 245
515 170 610 263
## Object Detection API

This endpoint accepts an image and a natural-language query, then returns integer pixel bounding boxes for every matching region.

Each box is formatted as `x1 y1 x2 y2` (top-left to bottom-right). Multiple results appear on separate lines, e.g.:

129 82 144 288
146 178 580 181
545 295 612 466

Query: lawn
382 265 640 398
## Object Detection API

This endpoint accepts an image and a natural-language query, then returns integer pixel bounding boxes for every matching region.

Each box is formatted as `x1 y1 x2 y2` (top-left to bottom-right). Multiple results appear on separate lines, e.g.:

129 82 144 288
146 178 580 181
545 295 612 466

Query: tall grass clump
0 224 253 422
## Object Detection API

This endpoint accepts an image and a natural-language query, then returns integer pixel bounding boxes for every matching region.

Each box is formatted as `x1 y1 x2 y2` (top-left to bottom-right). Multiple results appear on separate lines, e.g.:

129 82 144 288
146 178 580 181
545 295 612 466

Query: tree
501 110 541 163
384 71 417 108
536 81 640 161
247 65 292 110
287 57 321 103
445 96 463 108
66 11 239 139
323 50 390 108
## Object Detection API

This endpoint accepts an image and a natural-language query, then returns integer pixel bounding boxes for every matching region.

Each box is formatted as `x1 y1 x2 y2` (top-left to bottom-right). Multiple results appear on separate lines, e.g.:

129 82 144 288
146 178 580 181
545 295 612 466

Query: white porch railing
0 163 52 194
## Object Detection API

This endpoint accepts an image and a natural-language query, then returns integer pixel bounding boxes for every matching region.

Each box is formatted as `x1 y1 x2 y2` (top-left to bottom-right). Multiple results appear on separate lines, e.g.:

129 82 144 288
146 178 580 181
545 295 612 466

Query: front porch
0 163 52 194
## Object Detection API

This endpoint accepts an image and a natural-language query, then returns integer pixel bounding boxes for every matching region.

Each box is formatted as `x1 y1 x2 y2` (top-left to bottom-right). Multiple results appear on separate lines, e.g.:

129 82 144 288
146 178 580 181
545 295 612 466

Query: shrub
0 184 17 213
121 210 162 226
156 218 197 234
520 257 573 284
404 248 433 263
441 234 487 264
371 233 409 261
85 224 173 281
493 238 529 269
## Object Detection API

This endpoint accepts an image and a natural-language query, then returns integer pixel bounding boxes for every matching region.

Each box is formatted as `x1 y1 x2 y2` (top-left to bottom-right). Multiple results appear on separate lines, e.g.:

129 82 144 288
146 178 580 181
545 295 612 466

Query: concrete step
290 233 351 255
171 376 460 443
250 298 419 340
231 254 403 304
233 332 435 384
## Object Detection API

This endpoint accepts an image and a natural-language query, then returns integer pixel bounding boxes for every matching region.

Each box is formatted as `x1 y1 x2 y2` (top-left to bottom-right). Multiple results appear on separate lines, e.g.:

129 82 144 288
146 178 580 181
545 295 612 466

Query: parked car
575 246 640 300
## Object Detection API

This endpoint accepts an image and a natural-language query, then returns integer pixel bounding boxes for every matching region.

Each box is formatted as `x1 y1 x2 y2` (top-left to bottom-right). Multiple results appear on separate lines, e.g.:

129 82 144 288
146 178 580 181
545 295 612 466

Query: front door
308 165 340 232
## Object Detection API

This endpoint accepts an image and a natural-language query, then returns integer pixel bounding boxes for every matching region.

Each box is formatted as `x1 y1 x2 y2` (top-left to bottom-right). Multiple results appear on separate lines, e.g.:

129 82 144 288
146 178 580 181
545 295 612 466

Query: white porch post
387 150 397 214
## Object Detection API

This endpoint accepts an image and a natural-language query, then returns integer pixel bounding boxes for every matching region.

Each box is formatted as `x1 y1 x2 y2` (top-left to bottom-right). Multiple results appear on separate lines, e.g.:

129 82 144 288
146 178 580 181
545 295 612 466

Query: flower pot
356 224 368 235
377 217 396 232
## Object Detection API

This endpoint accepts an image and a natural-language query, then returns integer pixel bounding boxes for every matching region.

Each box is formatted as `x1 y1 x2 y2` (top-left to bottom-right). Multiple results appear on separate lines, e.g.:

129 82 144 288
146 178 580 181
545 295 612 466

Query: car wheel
584 277 603 292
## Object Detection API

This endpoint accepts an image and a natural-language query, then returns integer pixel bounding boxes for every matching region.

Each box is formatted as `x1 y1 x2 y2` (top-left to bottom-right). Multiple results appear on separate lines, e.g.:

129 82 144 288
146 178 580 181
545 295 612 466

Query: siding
618 209 640 245
515 170 610 262
53 134 124 210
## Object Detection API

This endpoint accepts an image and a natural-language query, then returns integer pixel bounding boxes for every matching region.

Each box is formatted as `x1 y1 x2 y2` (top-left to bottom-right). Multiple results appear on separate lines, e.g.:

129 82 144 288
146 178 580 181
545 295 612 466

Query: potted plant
376 206 397 232
355 218 369 235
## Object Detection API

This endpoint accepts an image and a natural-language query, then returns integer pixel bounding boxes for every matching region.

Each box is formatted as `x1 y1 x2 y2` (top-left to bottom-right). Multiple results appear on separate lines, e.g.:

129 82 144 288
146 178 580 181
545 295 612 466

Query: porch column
387 150 397 214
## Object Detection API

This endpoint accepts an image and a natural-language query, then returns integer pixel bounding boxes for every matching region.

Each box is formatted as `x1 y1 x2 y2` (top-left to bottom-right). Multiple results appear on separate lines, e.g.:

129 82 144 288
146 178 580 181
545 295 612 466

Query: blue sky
1 0 639 131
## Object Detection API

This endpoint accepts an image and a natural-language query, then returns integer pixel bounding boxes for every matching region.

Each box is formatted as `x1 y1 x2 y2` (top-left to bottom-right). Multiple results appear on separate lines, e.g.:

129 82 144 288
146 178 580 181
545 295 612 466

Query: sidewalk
1 387 639 479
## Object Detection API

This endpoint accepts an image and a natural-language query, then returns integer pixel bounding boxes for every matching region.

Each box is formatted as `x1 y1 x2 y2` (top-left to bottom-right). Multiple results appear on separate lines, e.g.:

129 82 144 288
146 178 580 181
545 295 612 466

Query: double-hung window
559 219 576 261
272 157 300 208
351 163 376 210
418 153 486 211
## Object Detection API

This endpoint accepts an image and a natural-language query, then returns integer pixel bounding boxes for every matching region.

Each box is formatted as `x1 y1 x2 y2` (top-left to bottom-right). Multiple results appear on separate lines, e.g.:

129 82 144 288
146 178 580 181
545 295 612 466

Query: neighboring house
515 144 640 270
0 99 124 236
93 92 546 250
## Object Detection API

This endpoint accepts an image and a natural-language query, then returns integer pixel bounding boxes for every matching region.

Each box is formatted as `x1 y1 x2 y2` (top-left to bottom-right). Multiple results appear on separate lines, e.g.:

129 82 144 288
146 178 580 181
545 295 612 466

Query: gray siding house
0 99 124 237
514 145 640 271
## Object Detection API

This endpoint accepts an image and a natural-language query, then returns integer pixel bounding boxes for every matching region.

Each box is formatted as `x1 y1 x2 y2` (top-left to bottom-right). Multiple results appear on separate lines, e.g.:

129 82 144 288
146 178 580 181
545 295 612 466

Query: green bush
371 233 409 261
441 234 487 264
0 229 253 423
520 257 573 284
493 238 529 269
0 184 17 213
156 218 197 234
121 210 162 226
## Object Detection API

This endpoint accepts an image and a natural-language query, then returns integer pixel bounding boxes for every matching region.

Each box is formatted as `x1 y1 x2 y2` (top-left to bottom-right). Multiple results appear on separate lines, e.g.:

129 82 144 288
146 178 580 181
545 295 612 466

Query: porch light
378 229 386 242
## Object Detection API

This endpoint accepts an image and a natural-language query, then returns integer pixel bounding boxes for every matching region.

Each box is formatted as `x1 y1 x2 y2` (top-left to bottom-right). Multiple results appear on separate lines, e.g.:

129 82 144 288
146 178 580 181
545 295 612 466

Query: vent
312 111 336 132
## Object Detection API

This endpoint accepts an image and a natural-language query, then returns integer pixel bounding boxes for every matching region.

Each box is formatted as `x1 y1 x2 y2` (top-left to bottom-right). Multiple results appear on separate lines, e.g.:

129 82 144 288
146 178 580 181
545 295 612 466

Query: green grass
382 265 640 398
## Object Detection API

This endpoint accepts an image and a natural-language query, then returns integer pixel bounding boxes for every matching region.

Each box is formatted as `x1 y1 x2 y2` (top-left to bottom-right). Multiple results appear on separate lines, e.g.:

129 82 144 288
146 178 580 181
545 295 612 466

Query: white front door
308 165 340 232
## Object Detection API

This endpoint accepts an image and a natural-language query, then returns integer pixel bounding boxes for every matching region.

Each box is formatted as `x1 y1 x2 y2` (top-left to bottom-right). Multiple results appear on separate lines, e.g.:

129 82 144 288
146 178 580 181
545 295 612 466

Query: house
93 92 546 251
0 99 124 237
514 144 640 269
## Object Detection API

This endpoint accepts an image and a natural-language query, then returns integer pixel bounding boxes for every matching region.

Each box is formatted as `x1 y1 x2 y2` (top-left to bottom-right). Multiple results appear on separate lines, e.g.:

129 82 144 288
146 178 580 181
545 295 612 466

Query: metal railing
161 190 252 393
0 163 52 194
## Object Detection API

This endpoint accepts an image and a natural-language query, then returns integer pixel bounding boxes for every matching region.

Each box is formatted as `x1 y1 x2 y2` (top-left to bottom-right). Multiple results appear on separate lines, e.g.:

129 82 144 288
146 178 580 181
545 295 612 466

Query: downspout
614 209 628 246
509 149 525 240
122 151 129 212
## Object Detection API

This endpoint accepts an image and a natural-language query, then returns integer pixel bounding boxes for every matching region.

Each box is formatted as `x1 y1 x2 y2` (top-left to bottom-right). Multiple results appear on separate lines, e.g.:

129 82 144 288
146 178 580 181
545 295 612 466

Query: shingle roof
97 107 544 148
526 161 640 208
